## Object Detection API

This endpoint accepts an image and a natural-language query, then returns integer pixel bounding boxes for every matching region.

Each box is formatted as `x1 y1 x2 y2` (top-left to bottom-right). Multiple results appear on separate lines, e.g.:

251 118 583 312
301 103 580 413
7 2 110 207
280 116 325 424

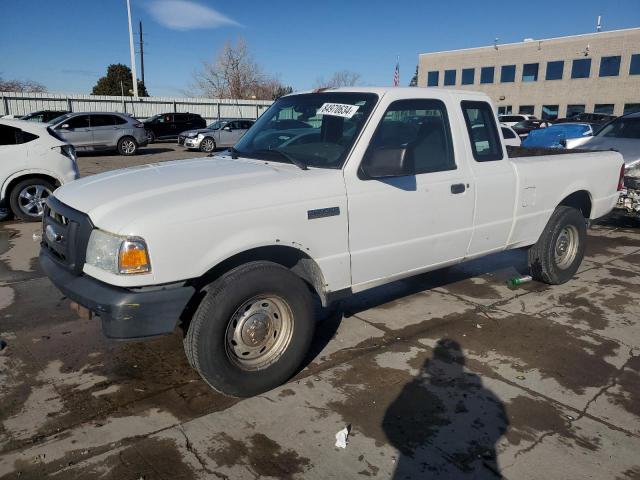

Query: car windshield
207 120 227 130
513 121 531 128
596 117 640 139
233 92 378 169
539 124 591 137
47 113 71 125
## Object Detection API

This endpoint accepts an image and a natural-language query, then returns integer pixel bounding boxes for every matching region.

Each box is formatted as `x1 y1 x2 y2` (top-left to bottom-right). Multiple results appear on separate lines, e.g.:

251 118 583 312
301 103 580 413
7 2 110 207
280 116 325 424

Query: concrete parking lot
0 145 639 479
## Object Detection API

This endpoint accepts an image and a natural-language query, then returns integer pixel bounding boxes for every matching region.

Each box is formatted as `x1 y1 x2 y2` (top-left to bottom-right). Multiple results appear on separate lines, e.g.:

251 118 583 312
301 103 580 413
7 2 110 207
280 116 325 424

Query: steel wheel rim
225 295 294 371
18 184 51 217
201 138 214 152
554 225 579 269
122 140 136 154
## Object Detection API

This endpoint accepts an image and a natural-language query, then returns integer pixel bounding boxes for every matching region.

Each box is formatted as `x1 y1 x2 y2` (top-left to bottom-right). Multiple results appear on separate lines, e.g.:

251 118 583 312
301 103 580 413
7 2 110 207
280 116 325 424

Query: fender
1 168 65 202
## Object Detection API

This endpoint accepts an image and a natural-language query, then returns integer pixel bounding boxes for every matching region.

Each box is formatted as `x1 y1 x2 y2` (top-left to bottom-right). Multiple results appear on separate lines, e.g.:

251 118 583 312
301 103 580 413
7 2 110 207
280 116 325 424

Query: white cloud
145 0 239 30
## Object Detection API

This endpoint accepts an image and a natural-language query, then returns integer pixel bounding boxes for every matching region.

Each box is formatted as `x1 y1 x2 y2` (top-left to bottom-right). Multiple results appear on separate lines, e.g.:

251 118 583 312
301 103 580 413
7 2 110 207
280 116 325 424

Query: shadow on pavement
384 339 508 478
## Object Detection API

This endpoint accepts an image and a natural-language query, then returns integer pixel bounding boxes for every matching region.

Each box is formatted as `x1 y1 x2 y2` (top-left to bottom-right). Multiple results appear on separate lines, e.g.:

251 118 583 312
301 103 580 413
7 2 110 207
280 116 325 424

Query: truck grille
41 196 94 274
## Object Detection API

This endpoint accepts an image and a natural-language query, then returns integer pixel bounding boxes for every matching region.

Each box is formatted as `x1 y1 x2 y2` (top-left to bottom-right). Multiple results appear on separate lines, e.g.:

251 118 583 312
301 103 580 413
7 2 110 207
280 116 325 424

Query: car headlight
196 133 204 140
86 229 151 275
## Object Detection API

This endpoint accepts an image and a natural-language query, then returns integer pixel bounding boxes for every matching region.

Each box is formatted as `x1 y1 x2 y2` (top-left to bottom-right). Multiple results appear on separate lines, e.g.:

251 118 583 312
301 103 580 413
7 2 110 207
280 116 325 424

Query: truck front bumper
40 252 195 340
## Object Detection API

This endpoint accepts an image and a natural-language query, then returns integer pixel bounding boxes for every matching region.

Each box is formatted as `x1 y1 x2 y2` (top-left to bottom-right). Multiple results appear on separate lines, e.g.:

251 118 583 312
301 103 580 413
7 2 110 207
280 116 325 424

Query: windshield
596 117 640 139
207 120 227 130
233 92 378 169
47 113 71 125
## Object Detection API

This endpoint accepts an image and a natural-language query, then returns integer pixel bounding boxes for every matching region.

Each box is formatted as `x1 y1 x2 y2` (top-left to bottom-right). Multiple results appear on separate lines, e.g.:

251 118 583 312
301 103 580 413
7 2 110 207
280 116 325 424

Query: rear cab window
461 100 504 161
501 127 516 139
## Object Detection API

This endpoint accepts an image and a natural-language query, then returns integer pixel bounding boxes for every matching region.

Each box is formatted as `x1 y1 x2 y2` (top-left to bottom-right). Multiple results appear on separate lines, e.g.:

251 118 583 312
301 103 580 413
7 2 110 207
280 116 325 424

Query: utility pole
126 0 139 98
139 20 145 87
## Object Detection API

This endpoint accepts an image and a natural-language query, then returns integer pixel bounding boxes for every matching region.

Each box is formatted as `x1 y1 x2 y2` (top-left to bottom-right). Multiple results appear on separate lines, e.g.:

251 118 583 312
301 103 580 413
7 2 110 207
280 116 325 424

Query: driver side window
367 99 456 174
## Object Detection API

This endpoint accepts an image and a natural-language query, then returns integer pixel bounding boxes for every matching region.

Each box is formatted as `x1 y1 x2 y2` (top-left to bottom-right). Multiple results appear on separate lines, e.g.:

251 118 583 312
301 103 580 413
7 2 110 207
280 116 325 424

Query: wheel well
192 245 328 304
559 190 592 219
3 174 58 203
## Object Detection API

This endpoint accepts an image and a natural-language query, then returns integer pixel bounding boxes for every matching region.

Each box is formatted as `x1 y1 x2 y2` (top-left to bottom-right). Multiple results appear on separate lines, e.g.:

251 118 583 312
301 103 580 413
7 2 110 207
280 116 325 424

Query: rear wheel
117 136 138 156
146 130 156 143
9 178 55 222
184 261 315 397
199 137 215 153
528 206 586 284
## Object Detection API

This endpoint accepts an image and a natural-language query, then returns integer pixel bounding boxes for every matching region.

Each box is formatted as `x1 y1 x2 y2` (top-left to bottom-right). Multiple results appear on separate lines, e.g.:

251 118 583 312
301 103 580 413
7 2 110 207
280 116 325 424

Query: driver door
345 97 475 288
57 115 92 148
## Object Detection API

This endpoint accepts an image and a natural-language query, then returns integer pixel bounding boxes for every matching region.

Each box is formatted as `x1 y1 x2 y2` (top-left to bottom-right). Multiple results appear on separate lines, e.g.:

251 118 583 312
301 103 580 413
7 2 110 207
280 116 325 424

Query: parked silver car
48 112 148 156
179 118 254 153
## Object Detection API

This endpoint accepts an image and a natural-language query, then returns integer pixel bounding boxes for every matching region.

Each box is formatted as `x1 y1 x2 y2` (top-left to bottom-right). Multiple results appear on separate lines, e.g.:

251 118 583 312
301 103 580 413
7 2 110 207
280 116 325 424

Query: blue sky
1 0 639 97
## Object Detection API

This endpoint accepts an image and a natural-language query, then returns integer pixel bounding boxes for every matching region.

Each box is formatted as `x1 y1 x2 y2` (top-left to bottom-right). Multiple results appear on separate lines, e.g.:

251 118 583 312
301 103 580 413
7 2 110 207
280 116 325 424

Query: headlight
196 133 204 140
86 229 151 275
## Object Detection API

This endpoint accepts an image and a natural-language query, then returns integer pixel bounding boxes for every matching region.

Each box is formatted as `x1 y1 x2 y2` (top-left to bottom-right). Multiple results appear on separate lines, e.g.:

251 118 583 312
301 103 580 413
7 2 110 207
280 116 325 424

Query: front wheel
528 206 587 284
184 261 315 397
117 136 138 156
199 137 215 153
9 178 54 222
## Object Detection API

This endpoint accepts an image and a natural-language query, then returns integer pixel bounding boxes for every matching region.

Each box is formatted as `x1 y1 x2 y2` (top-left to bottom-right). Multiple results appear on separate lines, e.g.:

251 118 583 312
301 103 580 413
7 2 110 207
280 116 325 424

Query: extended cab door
459 100 517 257
345 95 475 289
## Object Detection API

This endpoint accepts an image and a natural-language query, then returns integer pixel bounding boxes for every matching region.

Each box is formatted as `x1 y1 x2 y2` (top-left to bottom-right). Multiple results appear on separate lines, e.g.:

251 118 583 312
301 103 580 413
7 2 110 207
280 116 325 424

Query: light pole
126 0 139 98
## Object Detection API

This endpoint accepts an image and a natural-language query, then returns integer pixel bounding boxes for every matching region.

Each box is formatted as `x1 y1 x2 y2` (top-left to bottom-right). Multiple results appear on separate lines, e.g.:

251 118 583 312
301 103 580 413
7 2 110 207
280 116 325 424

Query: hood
578 137 640 166
181 128 213 136
54 155 343 233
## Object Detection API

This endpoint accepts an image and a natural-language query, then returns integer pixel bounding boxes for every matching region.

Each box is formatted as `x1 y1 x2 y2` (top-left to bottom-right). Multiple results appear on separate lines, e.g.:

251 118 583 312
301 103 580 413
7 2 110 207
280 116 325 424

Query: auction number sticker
317 103 360 118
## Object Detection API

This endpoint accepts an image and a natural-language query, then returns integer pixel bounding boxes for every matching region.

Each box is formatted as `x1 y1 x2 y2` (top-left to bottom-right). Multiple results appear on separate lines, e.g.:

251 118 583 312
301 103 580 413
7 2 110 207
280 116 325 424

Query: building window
501 65 516 83
461 68 475 85
571 59 591 79
519 105 534 115
522 63 539 82
542 105 559 120
480 67 494 84
630 54 640 75
594 104 614 115
566 104 585 117
497 106 513 115
444 70 456 86
624 103 640 114
545 60 564 80
599 56 621 77
427 71 439 87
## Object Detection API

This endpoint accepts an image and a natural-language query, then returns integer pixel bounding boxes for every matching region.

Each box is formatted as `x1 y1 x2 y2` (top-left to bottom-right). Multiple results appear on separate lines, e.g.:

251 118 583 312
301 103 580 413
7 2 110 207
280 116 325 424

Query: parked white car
498 114 537 127
0 119 79 221
40 87 623 397
500 124 521 147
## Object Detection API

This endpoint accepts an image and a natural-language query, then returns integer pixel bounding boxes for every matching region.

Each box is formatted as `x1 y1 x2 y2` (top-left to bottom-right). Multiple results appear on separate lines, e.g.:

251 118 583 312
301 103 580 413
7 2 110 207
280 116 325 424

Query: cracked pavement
1 145 640 479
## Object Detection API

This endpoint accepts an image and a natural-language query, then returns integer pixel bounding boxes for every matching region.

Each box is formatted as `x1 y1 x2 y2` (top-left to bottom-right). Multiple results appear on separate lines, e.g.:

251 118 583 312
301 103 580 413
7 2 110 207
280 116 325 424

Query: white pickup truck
40 87 623 397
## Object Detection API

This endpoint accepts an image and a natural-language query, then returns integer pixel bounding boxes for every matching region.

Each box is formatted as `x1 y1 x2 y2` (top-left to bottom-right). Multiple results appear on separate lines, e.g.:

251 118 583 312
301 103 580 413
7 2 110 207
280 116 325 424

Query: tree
0 75 46 93
271 84 293 100
409 65 419 87
314 70 361 88
91 64 148 96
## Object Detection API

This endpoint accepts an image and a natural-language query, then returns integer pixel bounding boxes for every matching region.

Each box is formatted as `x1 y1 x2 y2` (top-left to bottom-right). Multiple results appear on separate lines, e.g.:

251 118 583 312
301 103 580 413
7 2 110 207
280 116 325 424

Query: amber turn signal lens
118 239 151 274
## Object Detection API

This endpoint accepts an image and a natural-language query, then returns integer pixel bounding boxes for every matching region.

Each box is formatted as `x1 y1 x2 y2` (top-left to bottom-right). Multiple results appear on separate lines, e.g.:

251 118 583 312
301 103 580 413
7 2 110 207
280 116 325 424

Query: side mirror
361 147 413 179
223 126 232 131
59 123 70 130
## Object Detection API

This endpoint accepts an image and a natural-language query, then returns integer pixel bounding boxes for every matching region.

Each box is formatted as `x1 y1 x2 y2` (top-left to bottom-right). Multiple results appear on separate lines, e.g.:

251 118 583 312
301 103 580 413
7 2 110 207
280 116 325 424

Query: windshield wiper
253 149 308 170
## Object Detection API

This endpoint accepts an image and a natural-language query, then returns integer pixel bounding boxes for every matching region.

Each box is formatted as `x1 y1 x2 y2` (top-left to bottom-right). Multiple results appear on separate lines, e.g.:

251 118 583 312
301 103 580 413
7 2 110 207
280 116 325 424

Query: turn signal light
119 239 151 274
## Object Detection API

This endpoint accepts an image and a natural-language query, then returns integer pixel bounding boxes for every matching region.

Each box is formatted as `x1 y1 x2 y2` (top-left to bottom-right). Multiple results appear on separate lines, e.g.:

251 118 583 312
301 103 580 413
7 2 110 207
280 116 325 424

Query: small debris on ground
476 324 482 329
335 425 351 449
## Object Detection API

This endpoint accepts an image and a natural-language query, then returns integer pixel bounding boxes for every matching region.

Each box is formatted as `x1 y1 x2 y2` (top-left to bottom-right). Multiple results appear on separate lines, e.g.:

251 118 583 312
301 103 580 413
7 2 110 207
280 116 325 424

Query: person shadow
383 339 509 479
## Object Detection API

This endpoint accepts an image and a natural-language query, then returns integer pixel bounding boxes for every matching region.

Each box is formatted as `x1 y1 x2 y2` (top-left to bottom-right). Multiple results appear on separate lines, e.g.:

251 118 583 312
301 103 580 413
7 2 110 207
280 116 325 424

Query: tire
184 261 315 397
9 178 55 222
199 137 215 153
146 130 155 143
117 136 138 156
528 206 587 284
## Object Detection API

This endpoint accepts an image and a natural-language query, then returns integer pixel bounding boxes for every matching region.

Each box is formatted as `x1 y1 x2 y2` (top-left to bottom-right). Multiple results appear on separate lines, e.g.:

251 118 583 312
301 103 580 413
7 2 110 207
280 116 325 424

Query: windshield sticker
317 103 360 119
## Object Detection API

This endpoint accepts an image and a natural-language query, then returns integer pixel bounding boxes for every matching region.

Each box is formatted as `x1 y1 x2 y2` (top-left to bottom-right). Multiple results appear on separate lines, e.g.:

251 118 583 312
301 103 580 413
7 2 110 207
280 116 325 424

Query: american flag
393 58 400 86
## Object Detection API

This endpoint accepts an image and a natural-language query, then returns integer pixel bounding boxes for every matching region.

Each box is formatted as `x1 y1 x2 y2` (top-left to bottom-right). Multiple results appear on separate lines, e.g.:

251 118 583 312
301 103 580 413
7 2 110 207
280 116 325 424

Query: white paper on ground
335 426 349 448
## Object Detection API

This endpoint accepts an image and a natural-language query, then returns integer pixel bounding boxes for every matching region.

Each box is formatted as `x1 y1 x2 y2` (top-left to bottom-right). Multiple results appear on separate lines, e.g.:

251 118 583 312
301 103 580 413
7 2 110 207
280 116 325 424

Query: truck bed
507 146 597 158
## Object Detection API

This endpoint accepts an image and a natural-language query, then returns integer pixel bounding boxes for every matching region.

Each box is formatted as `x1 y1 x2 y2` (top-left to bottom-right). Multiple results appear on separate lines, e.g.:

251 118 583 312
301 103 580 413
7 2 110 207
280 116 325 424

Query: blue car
522 123 594 149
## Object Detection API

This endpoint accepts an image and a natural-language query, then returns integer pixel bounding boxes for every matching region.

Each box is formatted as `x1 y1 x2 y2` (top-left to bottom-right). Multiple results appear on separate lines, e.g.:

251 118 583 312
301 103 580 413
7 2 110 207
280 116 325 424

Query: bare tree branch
314 70 362 88
0 75 46 93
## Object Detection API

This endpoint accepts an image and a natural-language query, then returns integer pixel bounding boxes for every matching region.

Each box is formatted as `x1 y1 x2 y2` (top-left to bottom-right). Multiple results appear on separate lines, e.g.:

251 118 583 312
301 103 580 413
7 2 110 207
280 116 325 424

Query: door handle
451 183 466 194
